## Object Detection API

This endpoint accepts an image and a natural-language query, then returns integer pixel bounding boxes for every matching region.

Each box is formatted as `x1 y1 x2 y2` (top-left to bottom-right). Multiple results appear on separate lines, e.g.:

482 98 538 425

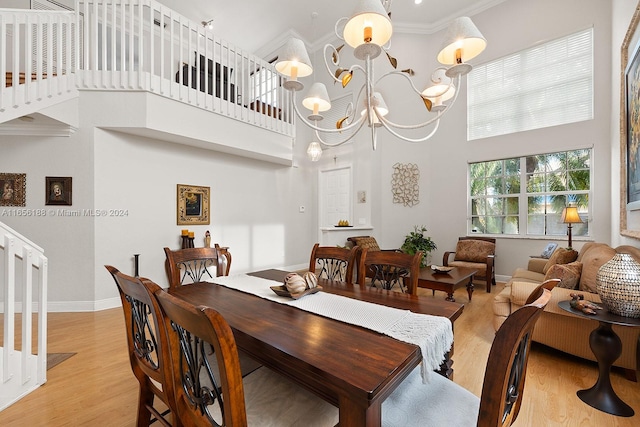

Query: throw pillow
454 240 495 263
543 248 579 274
352 237 380 251
544 261 583 289
578 245 617 293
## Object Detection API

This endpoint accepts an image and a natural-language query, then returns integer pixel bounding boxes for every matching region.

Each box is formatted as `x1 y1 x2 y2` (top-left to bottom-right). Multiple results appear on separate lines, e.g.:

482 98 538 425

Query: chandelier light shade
437 16 487 76
306 141 323 161
343 0 393 50
302 82 332 120
360 92 388 126
274 0 487 160
275 38 313 90
421 69 456 111
561 205 583 249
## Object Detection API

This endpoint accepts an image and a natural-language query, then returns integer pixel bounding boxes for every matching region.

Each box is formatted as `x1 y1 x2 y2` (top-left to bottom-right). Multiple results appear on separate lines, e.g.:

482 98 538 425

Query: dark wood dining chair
525 278 560 305
357 248 423 294
154 288 339 427
105 265 178 427
382 288 552 427
164 245 231 291
308 243 359 284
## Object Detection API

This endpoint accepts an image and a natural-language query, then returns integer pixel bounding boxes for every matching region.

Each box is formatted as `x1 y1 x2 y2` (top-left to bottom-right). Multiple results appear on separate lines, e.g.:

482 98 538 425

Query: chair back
164 245 231 291
105 265 176 427
524 278 560 305
309 243 359 284
155 289 248 427
357 248 423 294
477 288 552 427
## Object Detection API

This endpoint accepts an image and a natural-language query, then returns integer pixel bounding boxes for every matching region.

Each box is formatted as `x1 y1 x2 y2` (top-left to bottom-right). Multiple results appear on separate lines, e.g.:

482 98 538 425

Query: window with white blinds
467 28 593 140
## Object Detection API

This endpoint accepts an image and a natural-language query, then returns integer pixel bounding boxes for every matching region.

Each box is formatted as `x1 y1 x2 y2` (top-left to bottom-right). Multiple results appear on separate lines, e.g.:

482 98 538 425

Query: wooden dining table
169 269 464 426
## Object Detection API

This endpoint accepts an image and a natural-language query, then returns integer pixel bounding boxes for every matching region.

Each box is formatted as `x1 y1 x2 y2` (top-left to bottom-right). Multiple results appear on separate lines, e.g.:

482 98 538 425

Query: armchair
443 237 496 292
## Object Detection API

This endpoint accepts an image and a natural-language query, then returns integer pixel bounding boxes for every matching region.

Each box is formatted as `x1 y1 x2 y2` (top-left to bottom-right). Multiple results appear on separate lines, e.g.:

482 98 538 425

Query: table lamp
561 206 582 249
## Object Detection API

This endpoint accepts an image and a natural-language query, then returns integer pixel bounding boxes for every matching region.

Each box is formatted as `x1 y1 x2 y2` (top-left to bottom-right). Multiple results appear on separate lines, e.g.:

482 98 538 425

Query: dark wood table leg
445 287 455 302
577 322 634 417
466 277 474 301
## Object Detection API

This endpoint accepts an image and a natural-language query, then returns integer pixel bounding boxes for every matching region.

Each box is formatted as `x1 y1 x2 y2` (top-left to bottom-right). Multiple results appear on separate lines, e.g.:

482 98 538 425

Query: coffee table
415 266 478 302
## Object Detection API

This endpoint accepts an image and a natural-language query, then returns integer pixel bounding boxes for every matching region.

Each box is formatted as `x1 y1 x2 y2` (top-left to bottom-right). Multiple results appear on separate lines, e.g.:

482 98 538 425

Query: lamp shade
361 92 389 116
343 0 393 49
561 206 583 224
275 38 313 78
307 141 323 161
437 16 486 65
302 82 332 113
422 70 456 104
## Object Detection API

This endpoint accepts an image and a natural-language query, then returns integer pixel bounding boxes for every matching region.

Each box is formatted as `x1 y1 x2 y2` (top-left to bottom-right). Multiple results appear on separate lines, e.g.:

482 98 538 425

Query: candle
188 231 194 238
364 26 372 43
181 229 189 236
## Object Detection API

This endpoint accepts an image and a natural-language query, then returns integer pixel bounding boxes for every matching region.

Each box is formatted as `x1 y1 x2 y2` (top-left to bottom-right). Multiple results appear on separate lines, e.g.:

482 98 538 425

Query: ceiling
156 0 507 54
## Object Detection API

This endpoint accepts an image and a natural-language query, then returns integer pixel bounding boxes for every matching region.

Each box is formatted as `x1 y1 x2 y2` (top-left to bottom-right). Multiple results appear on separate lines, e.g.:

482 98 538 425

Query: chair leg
136 388 154 427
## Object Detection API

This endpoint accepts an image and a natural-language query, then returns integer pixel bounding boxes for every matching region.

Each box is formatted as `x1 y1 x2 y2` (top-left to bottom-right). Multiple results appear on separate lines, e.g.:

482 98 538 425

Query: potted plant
401 225 437 267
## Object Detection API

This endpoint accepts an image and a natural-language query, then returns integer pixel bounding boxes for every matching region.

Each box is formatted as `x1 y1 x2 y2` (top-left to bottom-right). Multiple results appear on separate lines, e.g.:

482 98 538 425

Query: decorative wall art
177 184 210 225
0 173 26 207
621 1 640 239
391 163 420 207
45 177 72 206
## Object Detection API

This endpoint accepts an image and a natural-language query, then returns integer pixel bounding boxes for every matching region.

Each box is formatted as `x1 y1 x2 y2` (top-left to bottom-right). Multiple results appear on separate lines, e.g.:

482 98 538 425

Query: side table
558 300 640 417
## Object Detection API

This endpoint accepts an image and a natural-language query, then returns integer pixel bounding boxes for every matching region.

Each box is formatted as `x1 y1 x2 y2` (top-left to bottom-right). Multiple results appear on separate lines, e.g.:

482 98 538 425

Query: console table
558 300 640 417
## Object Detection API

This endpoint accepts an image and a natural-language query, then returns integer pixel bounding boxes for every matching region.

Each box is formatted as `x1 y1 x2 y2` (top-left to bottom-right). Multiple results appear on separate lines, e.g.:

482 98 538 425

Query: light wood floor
0 282 639 426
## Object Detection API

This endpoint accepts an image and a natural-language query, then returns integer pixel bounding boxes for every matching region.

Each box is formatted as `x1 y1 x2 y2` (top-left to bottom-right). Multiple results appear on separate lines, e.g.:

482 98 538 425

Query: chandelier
274 0 487 161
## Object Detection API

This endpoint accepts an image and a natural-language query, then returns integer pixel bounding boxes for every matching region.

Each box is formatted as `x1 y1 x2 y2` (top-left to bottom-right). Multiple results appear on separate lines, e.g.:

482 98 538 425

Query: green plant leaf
400 225 437 268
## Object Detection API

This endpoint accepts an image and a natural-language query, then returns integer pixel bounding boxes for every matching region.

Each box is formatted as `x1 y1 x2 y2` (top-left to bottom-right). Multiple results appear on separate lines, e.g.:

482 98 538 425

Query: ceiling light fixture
275 0 487 160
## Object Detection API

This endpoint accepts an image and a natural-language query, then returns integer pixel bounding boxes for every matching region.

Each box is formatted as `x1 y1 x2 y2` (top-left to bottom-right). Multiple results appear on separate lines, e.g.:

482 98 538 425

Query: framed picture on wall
621 1 640 239
0 173 26 207
177 184 210 225
45 177 72 206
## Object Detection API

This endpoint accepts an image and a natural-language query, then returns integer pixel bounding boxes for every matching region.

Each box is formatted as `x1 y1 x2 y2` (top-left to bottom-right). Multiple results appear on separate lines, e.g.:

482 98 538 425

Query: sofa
493 242 640 378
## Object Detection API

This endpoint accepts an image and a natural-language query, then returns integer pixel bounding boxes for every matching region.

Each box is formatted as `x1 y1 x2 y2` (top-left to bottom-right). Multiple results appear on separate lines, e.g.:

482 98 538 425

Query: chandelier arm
334 18 348 40
322 45 366 85
313 117 369 147
375 108 442 143
291 91 365 134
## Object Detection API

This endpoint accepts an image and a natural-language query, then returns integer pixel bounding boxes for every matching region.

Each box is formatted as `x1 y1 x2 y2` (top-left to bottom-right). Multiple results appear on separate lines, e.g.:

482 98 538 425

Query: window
469 149 591 237
467 28 593 140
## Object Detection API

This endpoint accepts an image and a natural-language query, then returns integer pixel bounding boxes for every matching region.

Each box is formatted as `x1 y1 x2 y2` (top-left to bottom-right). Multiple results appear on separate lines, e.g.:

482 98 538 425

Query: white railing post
0 223 48 411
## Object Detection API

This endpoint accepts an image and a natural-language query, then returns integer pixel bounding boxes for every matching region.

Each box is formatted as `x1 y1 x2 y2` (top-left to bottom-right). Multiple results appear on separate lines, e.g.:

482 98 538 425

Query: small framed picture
177 184 210 225
45 177 72 206
0 173 26 207
540 242 558 259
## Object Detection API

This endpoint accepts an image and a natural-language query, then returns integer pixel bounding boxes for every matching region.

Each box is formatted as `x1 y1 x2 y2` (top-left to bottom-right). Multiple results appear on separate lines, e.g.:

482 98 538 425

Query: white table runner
208 274 454 382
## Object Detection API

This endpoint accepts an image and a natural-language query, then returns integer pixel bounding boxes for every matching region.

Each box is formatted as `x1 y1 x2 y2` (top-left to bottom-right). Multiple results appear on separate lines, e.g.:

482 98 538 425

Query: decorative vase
595 253 640 318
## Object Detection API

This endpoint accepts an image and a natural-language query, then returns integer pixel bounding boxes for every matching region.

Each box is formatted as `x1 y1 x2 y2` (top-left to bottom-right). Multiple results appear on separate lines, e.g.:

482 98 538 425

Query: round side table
558 300 640 417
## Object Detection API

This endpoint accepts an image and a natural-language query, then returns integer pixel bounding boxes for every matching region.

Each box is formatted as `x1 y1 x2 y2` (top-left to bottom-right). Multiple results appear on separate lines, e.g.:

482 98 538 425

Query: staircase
0 222 48 411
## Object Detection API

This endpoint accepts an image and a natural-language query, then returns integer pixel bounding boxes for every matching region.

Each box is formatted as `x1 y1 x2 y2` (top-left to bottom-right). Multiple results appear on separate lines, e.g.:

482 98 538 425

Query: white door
320 166 351 227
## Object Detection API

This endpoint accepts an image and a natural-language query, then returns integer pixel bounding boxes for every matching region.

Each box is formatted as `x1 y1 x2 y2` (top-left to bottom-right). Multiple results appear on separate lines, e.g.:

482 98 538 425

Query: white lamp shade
307 142 323 161
422 83 456 104
421 69 456 103
437 16 486 65
361 92 389 124
275 38 313 78
343 0 393 49
302 82 332 112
